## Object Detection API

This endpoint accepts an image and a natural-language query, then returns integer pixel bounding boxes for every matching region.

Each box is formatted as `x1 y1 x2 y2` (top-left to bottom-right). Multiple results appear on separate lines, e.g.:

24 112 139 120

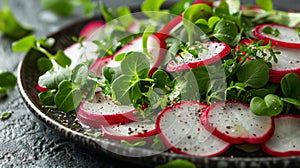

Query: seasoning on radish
261 115 300 156
77 92 138 127
252 24 300 48
166 41 231 72
201 101 274 144
101 118 157 141
156 101 231 157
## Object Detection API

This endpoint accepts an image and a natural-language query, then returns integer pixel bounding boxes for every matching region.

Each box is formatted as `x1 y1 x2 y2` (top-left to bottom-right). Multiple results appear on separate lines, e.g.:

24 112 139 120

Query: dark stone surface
0 0 299 167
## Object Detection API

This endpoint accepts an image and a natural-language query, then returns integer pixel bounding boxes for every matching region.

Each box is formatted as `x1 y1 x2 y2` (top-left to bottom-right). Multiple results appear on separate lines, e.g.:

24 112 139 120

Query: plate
17 5 300 168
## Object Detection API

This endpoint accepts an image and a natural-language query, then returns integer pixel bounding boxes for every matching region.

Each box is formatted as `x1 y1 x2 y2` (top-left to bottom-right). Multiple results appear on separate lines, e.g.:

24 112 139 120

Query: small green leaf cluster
0 70 17 96
0 0 32 39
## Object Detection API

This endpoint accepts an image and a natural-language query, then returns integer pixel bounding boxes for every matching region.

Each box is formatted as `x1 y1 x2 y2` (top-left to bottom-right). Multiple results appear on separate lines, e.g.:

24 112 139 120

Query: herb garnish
0 111 12 120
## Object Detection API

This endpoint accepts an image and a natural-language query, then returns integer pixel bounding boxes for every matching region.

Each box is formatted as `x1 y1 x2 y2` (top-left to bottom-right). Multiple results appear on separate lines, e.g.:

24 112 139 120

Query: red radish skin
166 41 231 72
156 15 182 40
36 84 48 92
77 92 138 127
101 118 157 141
89 55 114 78
252 24 300 48
201 101 274 144
261 115 300 156
156 101 231 157
79 20 105 38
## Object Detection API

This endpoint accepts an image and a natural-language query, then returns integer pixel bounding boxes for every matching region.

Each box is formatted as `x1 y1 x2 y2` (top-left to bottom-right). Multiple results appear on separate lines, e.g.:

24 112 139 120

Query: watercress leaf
141 0 168 20
111 75 132 105
0 70 17 92
156 159 196 168
256 0 273 11
0 87 7 95
114 6 134 28
54 80 83 112
236 59 269 88
81 0 97 17
213 19 239 46
195 18 211 34
38 91 55 106
12 35 35 52
169 0 192 15
54 50 71 68
82 77 99 101
38 69 71 89
71 64 89 86
213 0 230 17
227 0 240 14
121 140 147 147
37 57 53 73
0 111 12 120
280 73 300 99
191 66 210 95
0 0 31 39
129 81 143 104
121 52 150 78
152 69 172 91
250 94 283 116
40 0 78 16
281 98 300 107
208 16 221 29
100 1 114 22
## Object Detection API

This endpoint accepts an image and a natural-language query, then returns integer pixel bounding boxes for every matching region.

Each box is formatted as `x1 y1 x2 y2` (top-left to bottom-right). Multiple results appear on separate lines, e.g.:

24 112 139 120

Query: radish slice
166 41 231 72
252 24 300 48
79 20 105 38
156 15 182 40
102 118 157 141
77 92 138 127
156 101 231 157
261 115 300 156
89 55 114 78
269 46 300 83
64 41 99 69
36 84 48 92
201 101 274 144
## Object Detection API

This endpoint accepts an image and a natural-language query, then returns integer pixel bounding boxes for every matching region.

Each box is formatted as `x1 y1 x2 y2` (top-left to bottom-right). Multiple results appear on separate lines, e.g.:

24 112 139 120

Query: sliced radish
77 92 138 127
36 84 48 92
261 115 300 156
269 46 300 83
89 55 114 78
156 15 182 40
166 41 231 72
64 41 99 69
79 20 105 39
127 20 144 33
201 101 274 144
252 24 300 48
102 118 157 141
156 101 231 157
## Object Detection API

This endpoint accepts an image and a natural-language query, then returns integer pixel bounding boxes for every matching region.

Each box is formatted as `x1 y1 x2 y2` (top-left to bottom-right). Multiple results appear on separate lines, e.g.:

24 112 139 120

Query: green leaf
191 66 210 95
250 94 283 116
141 0 166 20
151 134 166 151
38 91 55 106
237 59 269 88
235 144 260 153
262 26 280 37
280 73 300 99
54 50 72 68
0 111 12 120
281 98 300 107
0 70 17 93
40 0 78 16
227 0 240 14
213 19 239 46
37 57 53 73
143 25 156 59
84 131 102 138
256 0 273 11
169 0 193 15
0 0 31 39
115 6 134 28
152 69 172 92
121 140 147 147
111 75 132 105
54 80 83 112
156 159 196 168
121 52 150 78
12 35 35 52
71 64 89 87
208 16 221 29
100 1 114 22
38 69 71 89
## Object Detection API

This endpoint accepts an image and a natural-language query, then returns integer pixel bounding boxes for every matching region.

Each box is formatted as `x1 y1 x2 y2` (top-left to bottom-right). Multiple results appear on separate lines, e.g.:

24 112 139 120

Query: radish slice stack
156 101 231 157
261 115 300 156
201 101 274 144
166 41 231 72
77 92 138 127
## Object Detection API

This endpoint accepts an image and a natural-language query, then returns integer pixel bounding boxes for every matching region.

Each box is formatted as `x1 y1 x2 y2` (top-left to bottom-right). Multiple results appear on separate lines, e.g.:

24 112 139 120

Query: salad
14 0 300 157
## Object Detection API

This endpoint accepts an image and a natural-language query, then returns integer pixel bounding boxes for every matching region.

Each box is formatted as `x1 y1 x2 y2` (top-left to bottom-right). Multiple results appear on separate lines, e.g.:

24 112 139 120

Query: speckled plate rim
17 7 300 168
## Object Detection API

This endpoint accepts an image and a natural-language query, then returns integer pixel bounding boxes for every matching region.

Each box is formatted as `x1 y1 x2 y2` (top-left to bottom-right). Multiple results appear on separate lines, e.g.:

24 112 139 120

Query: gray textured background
0 0 299 167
